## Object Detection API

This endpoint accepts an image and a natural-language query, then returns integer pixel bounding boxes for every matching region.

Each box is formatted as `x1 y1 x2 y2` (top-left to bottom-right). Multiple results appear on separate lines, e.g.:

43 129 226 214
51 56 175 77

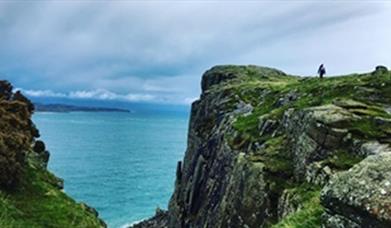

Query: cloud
19 87 198 104
69 89 155 102
1 1 391 104
21 89 66 98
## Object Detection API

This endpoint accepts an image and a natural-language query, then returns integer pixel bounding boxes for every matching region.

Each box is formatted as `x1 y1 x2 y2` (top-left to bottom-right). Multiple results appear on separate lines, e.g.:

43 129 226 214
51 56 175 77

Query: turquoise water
33 111 188 228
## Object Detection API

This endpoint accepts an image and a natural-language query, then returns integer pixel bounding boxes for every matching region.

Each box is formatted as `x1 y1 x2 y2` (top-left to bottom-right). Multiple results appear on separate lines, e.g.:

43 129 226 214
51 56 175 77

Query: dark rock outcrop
131 65 391 228
131 209 169 228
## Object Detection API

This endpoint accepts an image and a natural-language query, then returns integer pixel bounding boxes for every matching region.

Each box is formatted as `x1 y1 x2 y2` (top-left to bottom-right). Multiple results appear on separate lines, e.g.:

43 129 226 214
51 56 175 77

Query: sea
33 110 189 228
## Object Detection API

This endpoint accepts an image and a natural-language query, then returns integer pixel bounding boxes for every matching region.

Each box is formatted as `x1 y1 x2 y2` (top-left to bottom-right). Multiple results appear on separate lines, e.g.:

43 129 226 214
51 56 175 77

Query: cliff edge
132 65 391 227
0 81 106 227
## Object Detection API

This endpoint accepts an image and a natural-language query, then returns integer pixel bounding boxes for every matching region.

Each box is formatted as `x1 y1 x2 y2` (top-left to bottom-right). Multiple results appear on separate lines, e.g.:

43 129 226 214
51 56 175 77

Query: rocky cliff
0 80 106 227
132 65 391 228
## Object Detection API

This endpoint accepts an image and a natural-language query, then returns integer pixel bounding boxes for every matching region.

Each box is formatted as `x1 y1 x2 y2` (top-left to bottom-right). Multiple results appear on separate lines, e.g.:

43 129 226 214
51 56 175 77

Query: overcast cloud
1 1 390 104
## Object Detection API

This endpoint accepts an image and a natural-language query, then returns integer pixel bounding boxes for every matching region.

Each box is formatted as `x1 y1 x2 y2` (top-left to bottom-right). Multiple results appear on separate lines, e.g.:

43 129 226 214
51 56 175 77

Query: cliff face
133 65 391 228
0 81 106 227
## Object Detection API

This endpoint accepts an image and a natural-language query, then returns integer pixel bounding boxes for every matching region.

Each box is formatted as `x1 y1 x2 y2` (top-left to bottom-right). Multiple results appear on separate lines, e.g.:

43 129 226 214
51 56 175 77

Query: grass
348 117 391 140
272 185 323 228
219 66 391 227
324 150 364 171
0 164 104 228
261 136 294 175
0 82 104 228
232 95 279 143
204 66 390 227
229 67 391 142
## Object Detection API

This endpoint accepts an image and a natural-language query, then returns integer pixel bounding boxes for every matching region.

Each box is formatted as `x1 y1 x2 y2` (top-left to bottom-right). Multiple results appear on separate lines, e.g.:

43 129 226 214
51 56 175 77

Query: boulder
332 99 369 110
321 153 391 227
309 104 359 127
359 141 391 156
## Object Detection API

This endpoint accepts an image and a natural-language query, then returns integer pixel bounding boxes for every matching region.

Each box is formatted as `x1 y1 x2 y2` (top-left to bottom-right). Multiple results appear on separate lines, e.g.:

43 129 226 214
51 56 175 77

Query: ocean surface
33 111 189 228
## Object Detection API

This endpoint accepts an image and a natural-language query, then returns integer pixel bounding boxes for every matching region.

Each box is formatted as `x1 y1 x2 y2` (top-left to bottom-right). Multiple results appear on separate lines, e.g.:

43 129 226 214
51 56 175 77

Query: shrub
12 91 34 113
0 81 13 100
0 136 26 189
0 81 36 189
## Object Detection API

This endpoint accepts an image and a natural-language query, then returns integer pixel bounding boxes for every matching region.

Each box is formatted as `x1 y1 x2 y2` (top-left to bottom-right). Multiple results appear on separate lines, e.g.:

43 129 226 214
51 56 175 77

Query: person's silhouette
318 64 326 79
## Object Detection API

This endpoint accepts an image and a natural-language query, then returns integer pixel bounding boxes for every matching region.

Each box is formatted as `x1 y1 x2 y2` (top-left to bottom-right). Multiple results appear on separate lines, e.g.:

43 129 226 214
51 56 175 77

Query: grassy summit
203 65 391 142
204 65 390 227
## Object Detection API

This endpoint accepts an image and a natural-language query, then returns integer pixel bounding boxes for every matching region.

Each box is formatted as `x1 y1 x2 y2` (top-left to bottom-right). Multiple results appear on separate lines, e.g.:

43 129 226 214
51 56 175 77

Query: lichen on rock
131 64 391 228
321 152 391 227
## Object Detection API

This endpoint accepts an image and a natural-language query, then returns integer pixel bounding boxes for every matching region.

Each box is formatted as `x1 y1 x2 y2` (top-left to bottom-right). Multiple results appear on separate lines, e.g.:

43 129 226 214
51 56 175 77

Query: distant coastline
34 103 130 113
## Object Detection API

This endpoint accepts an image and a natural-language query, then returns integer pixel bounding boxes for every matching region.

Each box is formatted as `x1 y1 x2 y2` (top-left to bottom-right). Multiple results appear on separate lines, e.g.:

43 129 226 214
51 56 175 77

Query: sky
0 1 390 105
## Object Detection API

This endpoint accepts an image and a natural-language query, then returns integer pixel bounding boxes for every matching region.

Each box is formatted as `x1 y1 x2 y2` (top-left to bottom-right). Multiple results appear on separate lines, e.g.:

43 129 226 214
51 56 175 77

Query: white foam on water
120 219 146 228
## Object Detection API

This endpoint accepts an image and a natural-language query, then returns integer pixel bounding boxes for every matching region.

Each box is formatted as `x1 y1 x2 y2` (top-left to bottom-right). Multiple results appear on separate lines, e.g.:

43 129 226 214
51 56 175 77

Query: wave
120 218 146 228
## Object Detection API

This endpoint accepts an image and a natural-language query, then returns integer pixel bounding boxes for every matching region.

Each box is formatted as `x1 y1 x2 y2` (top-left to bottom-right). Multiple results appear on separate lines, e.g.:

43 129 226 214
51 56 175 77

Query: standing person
318 64 326 79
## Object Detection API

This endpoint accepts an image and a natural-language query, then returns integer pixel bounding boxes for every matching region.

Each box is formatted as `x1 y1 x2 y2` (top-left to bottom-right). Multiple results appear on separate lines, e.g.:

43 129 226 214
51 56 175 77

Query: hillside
0 81 106 227
132 65 391 227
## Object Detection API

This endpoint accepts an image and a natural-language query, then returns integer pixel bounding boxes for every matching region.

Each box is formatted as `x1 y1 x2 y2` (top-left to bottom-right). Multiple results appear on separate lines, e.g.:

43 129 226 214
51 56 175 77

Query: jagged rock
275 91 298 107
201 68 238 92
132 65 391 228
33 140 46 153
27 149 50 169
130 209 169 228
321 153 391 227
216 153 270 228
277 189 301 220
374 116 391 125
55 177 64 190
80 202 99 217
283 105 354 181
332 99 369 110
322 213 360 228
233 101 253 116
40 150 50 168
258 115 278 137
306 162 333 186
0 80 13 100
31 140 50 168
308 104 360 127
80 203 107 227
359 141 391 156
175 161 182 185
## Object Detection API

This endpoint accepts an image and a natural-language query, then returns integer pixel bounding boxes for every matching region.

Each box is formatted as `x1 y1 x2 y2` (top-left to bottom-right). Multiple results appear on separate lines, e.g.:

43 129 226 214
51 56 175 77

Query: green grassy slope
0 80 105 228
208 65 390 227
0 165 104 228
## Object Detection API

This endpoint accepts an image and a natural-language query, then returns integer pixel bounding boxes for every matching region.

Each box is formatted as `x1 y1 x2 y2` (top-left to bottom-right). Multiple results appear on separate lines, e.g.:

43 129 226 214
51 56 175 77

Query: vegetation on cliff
134 64 391 228
0 80 105 227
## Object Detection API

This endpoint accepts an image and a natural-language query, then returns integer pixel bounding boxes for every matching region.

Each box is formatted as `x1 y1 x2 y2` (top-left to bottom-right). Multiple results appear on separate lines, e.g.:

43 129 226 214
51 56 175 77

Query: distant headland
34 103 130 113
